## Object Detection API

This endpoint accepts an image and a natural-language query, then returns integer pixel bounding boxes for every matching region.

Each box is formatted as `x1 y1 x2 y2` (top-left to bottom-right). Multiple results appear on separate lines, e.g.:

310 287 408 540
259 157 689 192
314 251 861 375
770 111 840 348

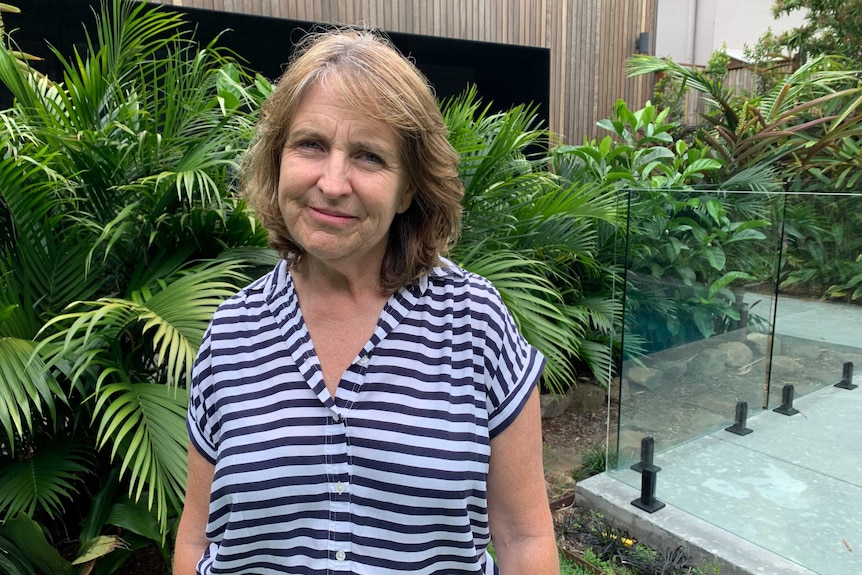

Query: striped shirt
187 259 544 574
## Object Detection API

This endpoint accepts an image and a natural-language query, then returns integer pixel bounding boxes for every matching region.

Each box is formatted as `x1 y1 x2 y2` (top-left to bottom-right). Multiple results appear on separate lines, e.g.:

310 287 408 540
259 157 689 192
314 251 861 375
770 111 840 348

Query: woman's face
277 80 413 273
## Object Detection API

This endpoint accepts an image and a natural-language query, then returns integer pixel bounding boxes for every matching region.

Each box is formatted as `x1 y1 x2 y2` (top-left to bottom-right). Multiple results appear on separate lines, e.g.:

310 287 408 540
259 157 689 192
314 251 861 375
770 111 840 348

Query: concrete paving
577 296 862 575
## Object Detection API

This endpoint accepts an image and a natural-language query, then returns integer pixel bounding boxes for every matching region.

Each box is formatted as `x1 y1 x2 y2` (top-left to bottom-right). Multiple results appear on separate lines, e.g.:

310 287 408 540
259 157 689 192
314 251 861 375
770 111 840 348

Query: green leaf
71 535 128 565
0 337 64 452
708 271 757 298
0 304 16 324
692 308 716 339
596 118 621 136
3 513 72 575
726 228 768 242
598 135 612 157
106 497 163 543
0 528 35 575
704 245 727 271
78 467 123 544
674 266 697 286
704 198 724 225
0 442 91 520
92 382 188 526
682 158 721 180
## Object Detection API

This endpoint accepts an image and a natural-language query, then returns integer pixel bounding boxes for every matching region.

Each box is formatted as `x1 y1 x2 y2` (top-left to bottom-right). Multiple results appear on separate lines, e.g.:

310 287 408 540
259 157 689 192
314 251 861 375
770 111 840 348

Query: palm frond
0 441 91 520
40 260 249 388
456 250 578 392
0 338 64 450
92 382 187 526
627 55 739 130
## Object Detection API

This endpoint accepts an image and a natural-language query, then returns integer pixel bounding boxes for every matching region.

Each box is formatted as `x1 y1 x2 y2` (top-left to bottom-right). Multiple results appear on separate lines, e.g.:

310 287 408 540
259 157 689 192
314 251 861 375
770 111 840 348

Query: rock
790 343 823 360
567 384 606 413
770 355 804 376
746 332 782 355
719 341 754 368
545 469 577 496
659 360 688 384
746 332 768 355
539 393 570 419
688 348 727 377
609 376 621 403
627 365 661 389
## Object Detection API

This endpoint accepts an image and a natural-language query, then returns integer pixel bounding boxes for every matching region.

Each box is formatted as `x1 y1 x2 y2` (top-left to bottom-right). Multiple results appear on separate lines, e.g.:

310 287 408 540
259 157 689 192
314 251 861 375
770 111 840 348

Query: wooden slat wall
149 0 657 143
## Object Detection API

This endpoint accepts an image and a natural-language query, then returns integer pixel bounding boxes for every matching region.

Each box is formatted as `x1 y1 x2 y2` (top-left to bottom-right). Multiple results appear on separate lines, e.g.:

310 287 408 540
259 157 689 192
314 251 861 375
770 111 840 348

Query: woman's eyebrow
352 136 399 157
285 127 322 141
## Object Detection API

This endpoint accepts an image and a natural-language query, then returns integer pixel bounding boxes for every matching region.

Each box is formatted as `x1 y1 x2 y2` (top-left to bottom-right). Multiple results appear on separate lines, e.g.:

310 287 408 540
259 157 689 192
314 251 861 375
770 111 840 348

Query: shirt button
336 482 345 494
335 550 346 561
332 412 340 422
358 355 369 366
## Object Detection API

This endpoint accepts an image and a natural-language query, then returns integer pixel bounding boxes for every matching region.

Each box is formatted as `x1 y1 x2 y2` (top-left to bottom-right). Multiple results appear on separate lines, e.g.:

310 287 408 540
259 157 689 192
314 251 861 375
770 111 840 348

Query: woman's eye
359 151 383 164
298 140 322 151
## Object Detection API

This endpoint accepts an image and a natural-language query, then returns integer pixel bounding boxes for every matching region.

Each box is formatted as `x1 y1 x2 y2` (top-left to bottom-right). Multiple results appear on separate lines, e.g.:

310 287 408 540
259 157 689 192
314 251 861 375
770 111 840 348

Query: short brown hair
242 27 464 291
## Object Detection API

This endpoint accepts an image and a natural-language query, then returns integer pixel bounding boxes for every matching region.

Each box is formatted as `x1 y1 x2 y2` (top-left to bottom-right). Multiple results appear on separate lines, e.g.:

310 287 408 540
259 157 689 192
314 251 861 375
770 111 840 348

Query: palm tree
626 54 862 187
0 5 617 568
443 88 620 391
627 55 862 302
0 0 275 567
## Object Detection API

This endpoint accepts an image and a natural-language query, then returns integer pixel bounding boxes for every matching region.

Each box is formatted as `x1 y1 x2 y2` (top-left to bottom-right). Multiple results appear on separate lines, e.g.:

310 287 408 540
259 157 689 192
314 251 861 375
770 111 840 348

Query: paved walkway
579 295 862 575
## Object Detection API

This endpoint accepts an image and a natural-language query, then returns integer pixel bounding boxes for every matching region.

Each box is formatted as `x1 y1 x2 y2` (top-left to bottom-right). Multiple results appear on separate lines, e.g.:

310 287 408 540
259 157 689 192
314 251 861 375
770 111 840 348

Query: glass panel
611 189 783 471
608 189 862 575
766 193 862 407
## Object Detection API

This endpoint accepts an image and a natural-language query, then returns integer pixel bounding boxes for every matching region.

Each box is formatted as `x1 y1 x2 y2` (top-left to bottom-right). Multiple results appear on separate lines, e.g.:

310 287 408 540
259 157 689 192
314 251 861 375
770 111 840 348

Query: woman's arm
173 445 215 575
487 389 559 574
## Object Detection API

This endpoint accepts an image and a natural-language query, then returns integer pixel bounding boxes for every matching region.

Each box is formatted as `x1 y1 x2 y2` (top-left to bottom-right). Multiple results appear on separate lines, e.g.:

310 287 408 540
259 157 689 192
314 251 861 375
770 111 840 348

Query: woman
174 28 558 575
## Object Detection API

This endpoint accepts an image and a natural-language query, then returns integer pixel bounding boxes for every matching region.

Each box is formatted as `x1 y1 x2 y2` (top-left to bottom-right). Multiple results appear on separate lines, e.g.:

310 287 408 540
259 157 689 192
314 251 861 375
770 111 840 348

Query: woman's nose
318 153 351 197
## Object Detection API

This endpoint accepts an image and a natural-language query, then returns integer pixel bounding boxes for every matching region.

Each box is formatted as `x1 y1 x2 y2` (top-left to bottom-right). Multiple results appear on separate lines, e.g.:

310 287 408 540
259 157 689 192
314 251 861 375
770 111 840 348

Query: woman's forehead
294 77 403 132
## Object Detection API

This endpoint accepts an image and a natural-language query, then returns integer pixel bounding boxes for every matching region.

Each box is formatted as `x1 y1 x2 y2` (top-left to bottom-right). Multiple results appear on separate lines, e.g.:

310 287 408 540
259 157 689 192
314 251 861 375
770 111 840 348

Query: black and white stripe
188 260 544 574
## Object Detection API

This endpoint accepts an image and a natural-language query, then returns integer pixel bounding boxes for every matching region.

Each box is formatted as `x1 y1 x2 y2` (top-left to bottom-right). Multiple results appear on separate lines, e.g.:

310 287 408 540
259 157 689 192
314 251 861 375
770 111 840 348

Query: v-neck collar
263 261 429 410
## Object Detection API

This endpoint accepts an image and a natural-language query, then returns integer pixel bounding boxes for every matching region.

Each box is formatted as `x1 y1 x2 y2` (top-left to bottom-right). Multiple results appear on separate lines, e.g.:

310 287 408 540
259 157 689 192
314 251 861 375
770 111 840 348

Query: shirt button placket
327 406 350 571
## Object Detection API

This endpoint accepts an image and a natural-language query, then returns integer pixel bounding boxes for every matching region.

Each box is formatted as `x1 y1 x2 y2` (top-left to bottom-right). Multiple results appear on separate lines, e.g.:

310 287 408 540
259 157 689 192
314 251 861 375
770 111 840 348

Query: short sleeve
481 285 546 439
187 324 218 464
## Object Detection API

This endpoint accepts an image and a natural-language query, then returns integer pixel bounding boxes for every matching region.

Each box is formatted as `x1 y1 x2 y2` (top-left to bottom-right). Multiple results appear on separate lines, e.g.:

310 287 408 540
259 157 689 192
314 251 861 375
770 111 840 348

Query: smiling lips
309 205 356 223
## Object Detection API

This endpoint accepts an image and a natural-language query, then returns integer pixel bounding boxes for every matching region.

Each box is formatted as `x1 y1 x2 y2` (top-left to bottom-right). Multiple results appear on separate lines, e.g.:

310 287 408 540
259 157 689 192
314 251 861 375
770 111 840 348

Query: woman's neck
291 256 389 308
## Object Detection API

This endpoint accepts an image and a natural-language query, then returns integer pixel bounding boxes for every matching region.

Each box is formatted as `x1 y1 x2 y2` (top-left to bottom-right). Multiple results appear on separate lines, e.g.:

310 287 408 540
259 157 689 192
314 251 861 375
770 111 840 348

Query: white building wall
655 0 808 67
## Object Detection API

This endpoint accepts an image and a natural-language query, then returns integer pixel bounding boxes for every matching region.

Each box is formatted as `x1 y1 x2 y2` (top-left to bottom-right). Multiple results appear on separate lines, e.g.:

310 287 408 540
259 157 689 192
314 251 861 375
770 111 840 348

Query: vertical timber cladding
148 0 657 143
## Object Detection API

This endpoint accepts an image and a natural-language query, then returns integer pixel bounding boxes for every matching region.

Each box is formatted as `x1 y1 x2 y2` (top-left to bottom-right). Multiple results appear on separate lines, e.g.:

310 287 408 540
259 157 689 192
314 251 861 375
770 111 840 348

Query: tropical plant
627 53 862 304
0 0 274 569
556 100 722 190
626 54 862 188
443 87 621 390
779 194 862 300
554 100 773 353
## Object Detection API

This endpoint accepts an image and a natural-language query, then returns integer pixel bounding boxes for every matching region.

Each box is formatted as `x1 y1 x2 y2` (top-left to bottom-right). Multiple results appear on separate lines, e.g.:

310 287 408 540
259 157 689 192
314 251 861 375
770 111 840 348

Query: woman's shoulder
429 257 500 298
426 258 509 317
212 260 289 317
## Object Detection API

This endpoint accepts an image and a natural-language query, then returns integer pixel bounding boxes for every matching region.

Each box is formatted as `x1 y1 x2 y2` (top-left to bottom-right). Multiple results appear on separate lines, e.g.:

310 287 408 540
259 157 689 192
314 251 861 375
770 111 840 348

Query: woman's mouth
309 206 354 223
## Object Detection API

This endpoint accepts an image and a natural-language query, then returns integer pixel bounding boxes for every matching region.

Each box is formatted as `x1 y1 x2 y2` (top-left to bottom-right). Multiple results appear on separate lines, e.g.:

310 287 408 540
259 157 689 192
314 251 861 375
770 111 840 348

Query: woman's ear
397 188 415 214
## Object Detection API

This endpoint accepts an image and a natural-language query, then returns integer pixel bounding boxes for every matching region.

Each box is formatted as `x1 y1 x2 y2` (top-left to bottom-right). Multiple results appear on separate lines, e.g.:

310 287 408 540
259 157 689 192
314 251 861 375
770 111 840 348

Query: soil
123 545 170 574
542 382 618 564
542 385 616 502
